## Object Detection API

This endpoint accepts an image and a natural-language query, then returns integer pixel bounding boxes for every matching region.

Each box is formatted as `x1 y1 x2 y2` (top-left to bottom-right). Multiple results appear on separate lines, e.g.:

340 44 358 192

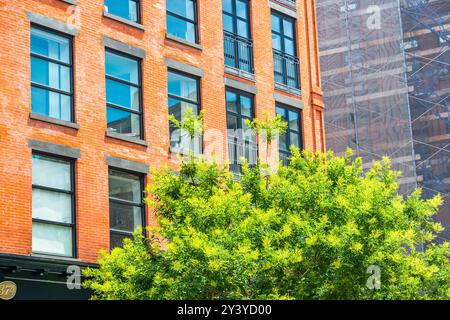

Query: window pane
290 132 300 147
107 107 141 137
237 20 249 38
32 222 72 256
276 106 286 119
170 127 202 154
284 38 295 56
227 113 238 131
271 14 280 33
31 28 70 63
32 154 71 191
288 110 299 131
279 132 288 151
167 15 196 42
32 189 72 223
222 0 232 13
283 19 294 38
109 170 142 203
168 98 200 154
105 0 139 22
241 119 255 142
226 91 238 111
105 51 139 84
110 202 142 233
106 79 140 111
31 57 71 92
236 0 248 19
223 14 234 33
110 232 132 249
168 98 198 118
168 72 198 102
31 87 71 121
167 0 195 20
240 95 252 117
272 34 282 51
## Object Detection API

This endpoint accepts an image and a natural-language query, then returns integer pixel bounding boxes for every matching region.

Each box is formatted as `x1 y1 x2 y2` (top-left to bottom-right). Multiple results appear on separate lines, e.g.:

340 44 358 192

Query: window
105 50 143 139
271 12 300 89
32 153 75 257
167 0 198 43
168 70 202 154
222 0 250 39
31 26 73 122
438 31 448 46
222 0 254 73
276 105 302 165
109 169 145 249
226 88 257 173
105 0 140 23
404 39 418 50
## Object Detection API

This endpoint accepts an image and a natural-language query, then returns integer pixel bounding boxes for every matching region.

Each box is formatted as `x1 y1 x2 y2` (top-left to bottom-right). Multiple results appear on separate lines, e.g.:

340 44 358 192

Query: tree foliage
168 107 205 140
83 149 450 300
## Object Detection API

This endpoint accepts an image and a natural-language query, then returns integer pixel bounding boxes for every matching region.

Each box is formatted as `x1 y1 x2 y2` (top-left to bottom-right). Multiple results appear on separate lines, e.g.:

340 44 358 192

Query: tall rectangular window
226 88 257 173
271 12 300 90
105 0 140 23
222 0 254 74
109 169 145 249
276 104 302 165
168 70 202 155
167 0 198 43
32 154 75 257
31 27 73 122
105 50 143 139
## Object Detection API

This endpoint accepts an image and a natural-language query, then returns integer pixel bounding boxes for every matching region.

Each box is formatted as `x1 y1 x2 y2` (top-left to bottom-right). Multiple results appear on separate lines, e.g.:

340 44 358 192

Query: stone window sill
30 113 80 130
103 11 145 31
165 33 203 51
106 130 148 147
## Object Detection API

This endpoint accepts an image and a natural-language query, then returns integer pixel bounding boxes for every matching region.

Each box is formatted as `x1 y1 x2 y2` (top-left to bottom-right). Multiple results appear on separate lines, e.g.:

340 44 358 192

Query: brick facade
0 0 324 264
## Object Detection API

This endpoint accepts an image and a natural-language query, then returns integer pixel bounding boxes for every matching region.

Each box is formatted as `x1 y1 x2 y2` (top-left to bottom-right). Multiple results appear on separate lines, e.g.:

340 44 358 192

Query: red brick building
0 0 324 299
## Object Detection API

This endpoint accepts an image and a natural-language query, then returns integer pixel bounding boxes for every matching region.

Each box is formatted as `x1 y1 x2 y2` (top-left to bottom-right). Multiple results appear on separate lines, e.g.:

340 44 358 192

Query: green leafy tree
245 111 287 165
83 149 450 300
169 108 205 154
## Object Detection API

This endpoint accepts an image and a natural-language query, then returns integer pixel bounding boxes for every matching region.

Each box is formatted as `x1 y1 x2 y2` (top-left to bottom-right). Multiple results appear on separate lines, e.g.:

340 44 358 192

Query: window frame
167 68 203 154
105 48 144 140
225 87 257 173
166 0 199 43
108 167 146 250
275 103 303 164
31 151 76 258
30 24 75 123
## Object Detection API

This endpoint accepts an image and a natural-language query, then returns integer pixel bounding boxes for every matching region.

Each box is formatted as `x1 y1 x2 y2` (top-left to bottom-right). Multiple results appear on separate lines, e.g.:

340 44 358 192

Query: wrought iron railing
224 31 255 75
273 49 300 91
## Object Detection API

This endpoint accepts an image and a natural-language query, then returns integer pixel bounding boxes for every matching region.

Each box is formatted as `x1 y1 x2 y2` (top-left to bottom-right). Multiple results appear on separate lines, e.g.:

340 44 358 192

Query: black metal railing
228 136 258 174
224 31 254 74
273 49 300 90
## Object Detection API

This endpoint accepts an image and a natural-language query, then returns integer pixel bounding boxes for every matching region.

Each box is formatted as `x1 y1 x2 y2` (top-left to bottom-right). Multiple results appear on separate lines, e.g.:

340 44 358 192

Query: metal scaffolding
317 0 450 240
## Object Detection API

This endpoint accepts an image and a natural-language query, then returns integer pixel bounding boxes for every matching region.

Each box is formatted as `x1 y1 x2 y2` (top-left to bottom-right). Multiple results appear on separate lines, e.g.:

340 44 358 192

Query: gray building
317 0 449 241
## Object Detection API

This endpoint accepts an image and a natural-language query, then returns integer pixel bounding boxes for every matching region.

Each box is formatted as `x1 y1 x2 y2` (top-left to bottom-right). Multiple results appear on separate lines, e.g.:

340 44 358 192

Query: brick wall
0 0 324 263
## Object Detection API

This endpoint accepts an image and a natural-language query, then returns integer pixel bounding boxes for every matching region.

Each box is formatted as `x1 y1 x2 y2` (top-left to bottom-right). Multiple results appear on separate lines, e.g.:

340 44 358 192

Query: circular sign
0 281 17 300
